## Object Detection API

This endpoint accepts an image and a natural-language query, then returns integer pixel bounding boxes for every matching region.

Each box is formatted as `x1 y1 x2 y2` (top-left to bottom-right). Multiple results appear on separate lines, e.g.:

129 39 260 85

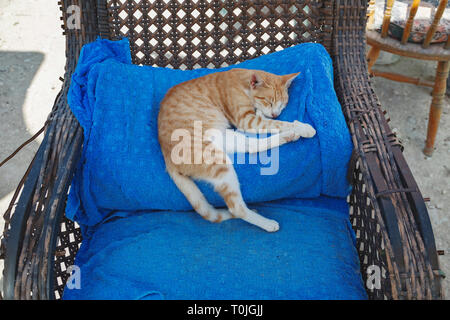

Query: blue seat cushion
62 197 367 300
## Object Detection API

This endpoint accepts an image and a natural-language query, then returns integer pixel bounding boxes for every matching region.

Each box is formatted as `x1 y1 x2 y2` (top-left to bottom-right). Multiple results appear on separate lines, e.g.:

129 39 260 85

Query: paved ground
0 0 66 297
0 0 448 299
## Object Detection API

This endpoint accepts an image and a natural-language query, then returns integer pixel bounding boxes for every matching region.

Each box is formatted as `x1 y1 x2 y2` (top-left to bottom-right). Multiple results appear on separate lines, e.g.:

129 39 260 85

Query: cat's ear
250 73 264 89
283 72 300 88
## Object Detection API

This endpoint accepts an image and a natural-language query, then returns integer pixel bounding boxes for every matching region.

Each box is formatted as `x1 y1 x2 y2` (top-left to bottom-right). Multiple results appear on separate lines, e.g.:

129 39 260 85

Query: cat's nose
272 111 279 118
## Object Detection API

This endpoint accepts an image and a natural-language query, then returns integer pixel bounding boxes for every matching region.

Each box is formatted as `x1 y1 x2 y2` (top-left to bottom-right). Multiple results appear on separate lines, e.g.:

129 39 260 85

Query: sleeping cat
157 68 316 232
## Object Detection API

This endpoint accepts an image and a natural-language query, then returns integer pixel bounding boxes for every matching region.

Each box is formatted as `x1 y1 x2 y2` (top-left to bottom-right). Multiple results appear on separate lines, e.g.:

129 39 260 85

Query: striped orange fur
157 68 316 232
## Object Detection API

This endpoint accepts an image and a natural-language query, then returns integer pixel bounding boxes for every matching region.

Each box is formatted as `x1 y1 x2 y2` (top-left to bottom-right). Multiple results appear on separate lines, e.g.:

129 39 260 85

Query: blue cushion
62 197 367 300
65 38 353 231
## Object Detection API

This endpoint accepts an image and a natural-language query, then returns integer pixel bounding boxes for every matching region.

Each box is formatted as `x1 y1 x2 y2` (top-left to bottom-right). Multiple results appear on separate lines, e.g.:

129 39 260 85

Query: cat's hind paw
212 209 234 223
261 219 280 232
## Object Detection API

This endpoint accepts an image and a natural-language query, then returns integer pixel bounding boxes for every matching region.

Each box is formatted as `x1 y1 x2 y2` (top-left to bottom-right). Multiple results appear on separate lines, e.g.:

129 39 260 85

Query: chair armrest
329 0 442 299
1 82 84 300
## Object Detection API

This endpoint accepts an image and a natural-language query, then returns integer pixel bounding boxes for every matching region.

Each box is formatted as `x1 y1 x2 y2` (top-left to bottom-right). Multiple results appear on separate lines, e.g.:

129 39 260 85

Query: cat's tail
166 167 232 223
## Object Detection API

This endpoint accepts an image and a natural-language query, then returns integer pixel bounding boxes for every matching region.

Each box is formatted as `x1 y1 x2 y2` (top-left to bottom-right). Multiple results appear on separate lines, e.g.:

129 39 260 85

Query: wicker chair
0 0 444 300
366 0 450 156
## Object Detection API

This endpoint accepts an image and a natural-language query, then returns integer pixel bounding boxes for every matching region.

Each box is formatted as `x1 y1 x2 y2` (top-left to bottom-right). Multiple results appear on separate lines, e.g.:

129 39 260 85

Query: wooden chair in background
366 0 450 156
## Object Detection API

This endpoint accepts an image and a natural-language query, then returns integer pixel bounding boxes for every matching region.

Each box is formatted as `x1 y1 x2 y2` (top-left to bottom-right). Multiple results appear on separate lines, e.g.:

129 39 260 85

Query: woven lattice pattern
106 0 323 68
348 160 391 300
53 218 82 299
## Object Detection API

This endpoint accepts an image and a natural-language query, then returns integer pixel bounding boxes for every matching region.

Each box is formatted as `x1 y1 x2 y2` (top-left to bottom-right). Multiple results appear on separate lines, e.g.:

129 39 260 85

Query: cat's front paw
293 120 316 138
279 129 301 143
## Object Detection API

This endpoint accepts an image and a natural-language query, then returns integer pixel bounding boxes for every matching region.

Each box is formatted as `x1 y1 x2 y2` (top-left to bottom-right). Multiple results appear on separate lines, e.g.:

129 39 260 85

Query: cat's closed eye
255 96 273 106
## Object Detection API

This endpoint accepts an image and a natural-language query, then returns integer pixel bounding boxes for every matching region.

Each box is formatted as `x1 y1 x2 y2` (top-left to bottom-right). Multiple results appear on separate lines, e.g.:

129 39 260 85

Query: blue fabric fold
66 37 353 231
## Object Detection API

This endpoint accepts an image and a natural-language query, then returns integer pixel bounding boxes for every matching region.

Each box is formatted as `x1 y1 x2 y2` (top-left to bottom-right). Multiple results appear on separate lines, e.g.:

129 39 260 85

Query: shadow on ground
0 51 44 200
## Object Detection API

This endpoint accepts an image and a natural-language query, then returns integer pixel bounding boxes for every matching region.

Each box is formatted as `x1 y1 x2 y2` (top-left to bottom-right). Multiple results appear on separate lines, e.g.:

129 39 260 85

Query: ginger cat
158 68 316 232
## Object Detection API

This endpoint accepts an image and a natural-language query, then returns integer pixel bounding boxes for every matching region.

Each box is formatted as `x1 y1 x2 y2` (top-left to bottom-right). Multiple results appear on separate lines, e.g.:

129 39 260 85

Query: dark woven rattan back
99 0 325 68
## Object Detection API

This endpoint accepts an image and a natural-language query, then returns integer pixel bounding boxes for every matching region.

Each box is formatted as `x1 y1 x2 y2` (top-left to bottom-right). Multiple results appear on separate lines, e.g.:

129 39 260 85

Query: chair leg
367 45 381 73
424 61 450 156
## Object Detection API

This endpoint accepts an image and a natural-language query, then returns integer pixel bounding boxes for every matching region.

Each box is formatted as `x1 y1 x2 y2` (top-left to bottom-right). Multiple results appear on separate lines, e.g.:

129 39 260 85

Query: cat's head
248 71 300 119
